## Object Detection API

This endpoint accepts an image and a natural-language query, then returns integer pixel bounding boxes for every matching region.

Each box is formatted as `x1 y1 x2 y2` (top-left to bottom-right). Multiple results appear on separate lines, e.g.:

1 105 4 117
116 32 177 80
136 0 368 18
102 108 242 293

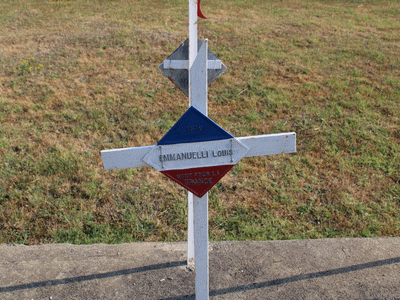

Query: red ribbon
198 0 207 19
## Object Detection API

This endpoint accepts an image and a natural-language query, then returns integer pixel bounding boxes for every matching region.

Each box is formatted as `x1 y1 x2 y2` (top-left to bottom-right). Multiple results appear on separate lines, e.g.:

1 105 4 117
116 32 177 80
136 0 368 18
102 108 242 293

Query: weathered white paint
190 39 208 115
101 145 153 170
101 133 296 171
207 60 222 70
163 59 222 70
238 132 296 157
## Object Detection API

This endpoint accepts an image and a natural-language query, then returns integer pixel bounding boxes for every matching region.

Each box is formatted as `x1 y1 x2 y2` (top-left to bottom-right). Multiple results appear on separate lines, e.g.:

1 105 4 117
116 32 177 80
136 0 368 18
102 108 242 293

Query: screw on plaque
230 139 233 163
159 146 164 169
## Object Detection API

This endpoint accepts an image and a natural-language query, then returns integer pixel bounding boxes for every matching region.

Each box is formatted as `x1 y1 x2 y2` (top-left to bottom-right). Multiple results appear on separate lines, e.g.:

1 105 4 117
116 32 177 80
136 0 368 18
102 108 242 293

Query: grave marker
101 1 296 299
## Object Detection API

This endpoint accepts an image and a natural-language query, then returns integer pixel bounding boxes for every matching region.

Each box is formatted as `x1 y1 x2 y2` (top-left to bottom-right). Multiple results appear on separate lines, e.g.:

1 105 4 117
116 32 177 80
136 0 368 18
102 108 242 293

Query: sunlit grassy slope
0 0 399 244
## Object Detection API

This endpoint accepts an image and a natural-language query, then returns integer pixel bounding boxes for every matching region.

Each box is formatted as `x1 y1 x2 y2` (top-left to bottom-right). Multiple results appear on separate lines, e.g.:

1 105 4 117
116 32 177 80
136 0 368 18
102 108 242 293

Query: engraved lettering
187 125 202 131
178 173 192 179
194 171 210 178
184 178 213 186
159 149 231 163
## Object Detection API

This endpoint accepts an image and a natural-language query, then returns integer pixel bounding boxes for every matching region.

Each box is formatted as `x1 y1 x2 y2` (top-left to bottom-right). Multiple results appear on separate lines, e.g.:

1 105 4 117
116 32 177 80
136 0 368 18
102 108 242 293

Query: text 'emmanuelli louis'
159 150 233 162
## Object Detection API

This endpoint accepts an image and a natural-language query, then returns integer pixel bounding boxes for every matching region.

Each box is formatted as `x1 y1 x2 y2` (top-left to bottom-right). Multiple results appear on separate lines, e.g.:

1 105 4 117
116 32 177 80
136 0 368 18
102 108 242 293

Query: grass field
0 0 399 245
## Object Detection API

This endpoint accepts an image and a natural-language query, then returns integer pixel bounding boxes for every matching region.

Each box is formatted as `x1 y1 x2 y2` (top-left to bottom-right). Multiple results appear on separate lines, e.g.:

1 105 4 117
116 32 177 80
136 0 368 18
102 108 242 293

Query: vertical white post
190 30 209 300
189 2 209 298
188 0 198 72
187 192 194 265
193 194 209 299
187 0 198 265
190 40 208 114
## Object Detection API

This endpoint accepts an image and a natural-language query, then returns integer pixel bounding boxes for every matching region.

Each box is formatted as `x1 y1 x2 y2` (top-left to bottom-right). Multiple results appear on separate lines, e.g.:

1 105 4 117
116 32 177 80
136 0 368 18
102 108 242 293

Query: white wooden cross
101 1 296 299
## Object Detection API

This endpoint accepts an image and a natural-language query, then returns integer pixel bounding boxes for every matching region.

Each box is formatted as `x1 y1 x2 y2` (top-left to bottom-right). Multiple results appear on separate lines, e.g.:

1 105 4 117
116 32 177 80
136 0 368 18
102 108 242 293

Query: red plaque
161 165 234 198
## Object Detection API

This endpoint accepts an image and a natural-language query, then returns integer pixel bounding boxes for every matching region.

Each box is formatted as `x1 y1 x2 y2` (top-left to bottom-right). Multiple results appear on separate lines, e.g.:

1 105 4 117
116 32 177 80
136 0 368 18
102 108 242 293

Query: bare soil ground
1 238 400 299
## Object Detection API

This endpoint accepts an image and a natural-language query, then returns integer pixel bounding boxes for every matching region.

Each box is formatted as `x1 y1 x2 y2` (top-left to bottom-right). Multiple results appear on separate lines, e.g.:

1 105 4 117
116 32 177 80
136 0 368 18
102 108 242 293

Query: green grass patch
0 0 399 245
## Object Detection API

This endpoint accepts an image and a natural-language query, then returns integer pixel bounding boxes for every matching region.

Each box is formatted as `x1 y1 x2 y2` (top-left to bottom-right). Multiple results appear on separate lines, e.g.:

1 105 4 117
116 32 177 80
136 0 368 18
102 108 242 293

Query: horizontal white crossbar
163 60 222 70
101 145 153 170
101 133 296 171
237 132 296 157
